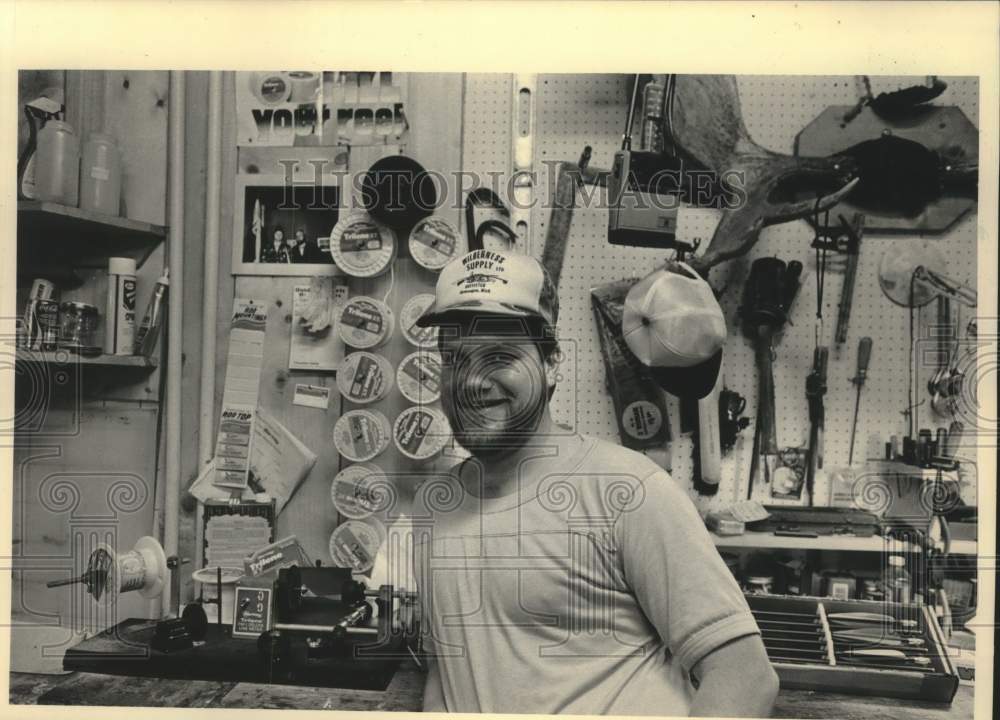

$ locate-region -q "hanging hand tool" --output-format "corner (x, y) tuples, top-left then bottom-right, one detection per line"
(741, 258), (803, 498)
(693, 360), (724, 496)
(848, 337), (873, 465)
(804, 345), (829, 506)
(834, 213), (865, 345)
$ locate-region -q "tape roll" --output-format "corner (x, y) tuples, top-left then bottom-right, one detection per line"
(409, 217), (459, 272)
(399, 293), (439, 349)
(329, 520), (384, 573)
(337, 351), (394, 404)
(338, 296), (394, 349)
(287, 71), (319, 104)
(249, 72), (292, 106)
(394, 406), (451, 461)
(331, 463), (383, 519)
(333, 409), (392, 462)
(329, 211), (396, 278)
(396, 350), (443, 405)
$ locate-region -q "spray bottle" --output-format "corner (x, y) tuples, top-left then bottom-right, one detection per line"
(17, 90), (64, 200)
(135, 269), (169, 356)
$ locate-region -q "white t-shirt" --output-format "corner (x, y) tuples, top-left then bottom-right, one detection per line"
(411, 435), (760, 715)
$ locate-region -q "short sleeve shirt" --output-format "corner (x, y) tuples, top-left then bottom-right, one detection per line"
(411, 435), (760, 715)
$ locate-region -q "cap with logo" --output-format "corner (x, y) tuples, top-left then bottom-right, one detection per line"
(416, 249), (558, 328)
(622, 262), (727, 400)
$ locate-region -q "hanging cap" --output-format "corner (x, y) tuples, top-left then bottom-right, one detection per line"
(622, 262), (727, 399)
(416, 249), (558, 328)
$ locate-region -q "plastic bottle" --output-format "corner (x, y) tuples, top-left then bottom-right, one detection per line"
(885, 554), (912, 604)
(105, 257), (137, 355)
(34, 120), (80, 206)
(134, 269), (169, 356)
(80, 132), (122, 216)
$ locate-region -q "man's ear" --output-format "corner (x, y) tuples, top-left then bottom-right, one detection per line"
(544, 356), (559, 392)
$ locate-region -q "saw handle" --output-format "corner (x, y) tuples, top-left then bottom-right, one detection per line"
(853, 337), (873, 385)
(754, 325), (778, 456)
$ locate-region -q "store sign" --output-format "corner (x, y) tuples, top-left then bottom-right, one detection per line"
(236, 71), (409, 147)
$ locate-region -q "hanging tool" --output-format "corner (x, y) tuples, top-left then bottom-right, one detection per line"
(741, 258), (803, 498)
(804, 345), (829, 506)
(848, 337), (873, 465)
(834, 213), (865, 345)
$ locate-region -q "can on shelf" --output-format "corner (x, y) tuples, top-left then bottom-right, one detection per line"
(35, 299), (60, 351)
(19, 278), (57, 350)
(58, 301), (100, 353)
(745, 575), (774, 595)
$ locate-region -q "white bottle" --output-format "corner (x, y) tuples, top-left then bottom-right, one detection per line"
(34, 120), (80, 206)
(80, 132), (122, 216)
(106, 257), (137, 355)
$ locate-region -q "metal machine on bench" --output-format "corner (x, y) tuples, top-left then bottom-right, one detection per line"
(48, 536), (420, 689)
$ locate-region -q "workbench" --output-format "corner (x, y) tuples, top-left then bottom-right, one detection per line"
(9, 666), (975, 717)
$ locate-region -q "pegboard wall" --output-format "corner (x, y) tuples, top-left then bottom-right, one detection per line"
(460, 74), (980, 516)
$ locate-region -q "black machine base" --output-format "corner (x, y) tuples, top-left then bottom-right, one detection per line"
(63, 618), (403, 691)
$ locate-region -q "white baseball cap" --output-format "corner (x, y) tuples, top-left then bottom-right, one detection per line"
(622, 262), (727, 399)
(416, 249), (558, 328)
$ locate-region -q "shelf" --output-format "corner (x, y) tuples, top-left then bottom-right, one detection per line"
(712, 531), (976, 555)
(17, 201), (167, 273)
(712, 531), (917, 552)
(864, 460), (960, 480)
(16, 349), (157, 370)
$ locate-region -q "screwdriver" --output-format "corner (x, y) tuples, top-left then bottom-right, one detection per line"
(848, 337), (873, 465)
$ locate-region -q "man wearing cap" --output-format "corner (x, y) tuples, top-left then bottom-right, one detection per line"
(411, 249), (776, 716)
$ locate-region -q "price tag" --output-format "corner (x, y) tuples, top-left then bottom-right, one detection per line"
(232, 585), (273, 638)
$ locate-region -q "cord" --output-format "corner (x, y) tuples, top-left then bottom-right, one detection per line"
(382, 263), (395, 305)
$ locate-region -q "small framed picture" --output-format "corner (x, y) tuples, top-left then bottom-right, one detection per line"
(232, 173), (343, 276)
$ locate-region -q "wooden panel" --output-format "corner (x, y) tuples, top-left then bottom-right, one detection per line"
(9, 406), (159, 656)
(231, 276), (341, 563)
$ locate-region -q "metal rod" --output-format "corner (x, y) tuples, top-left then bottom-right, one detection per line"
(164, 70), (186, 618)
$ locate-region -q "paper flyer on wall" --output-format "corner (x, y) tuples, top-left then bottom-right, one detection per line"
(236, 71), (409, 147)
(213, 299), (268, 490)
(191, 407), (317, 516)
(289, 279), (349, 371)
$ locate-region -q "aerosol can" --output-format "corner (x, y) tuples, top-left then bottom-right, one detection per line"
(134, 269), (169, 356)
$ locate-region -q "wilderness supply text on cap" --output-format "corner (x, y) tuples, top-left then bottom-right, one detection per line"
(416, 249), (558, 328)
(622, 262), (727, 399)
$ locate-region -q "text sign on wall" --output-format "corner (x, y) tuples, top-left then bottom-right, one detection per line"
(232, 585), (273, 638)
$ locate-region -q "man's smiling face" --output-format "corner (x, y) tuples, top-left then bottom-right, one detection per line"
(438, 316), (551, 458)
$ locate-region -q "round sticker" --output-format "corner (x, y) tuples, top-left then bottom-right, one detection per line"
(393, 406), (451, 461)
(333, 409), (392, 462)
(409, 217), (459, 272)
(338, 297), (394, 349)
(329, 520), (384, 573)
(329, 211), (396, 278)
(399, 293), (439, 349)
(337, 352), (394, 404)
(331, 463), (383, 519)
(396, 351), (443, 405)
(621, 400), (663, 441)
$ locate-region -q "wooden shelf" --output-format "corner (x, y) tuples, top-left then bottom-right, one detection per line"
(712, 531), (976, 555)
(712, 531), (917, 552)
(864, 460), (960, 480)
(17, 201), (167, 273)
(16, 349), (157, 370)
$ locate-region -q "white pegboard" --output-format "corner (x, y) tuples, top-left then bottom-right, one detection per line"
(495, 73), (980, 515)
